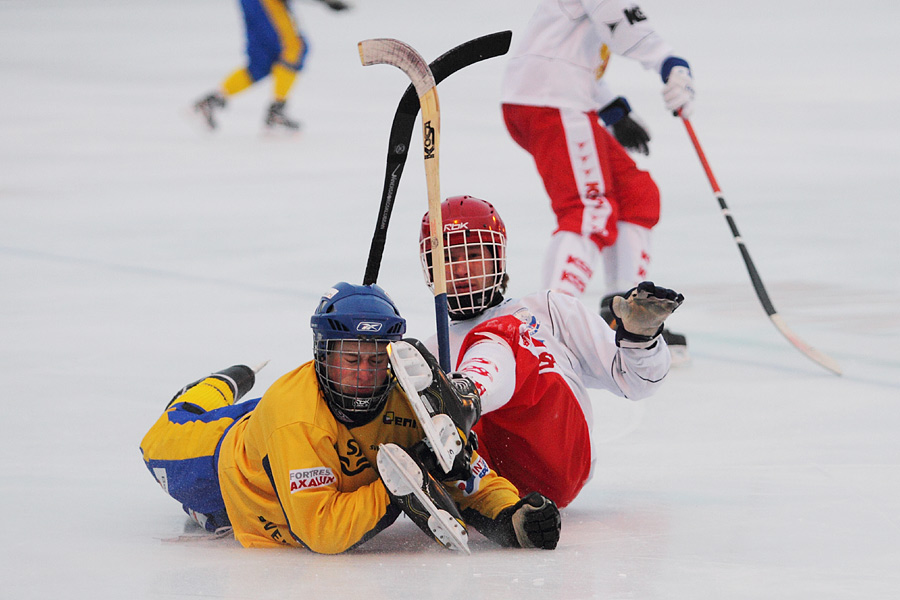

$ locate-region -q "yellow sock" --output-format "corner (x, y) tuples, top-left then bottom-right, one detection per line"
(222, 68), (254, 97)
(271, 63), (297, 102)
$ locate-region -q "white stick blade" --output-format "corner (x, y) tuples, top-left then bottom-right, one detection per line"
(769, 314), (842, 375)
(358, 38), (436, 97)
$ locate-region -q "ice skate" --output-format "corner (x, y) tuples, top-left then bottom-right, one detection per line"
(661, 328), (690, 366)
(376, 443), (470, 553)
(264, 100), (301, 131)
(193, 92), (226, 130)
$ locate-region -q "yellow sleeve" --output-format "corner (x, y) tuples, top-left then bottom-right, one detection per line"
(263, 418), (397, 555)
(220, 363), (400, 553)
(449, 451), (521, 519)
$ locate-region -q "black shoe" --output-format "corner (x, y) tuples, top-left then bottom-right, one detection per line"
(264, 100), (300, 130)
(599, 293), (618, 327)
(661, 328), (689, 366)
(661, 329), (686, 347)
(194, 92), (226, 130)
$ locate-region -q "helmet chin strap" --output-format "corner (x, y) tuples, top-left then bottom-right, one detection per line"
(447, 287), (505, 320)
(322, 380), (394, 427)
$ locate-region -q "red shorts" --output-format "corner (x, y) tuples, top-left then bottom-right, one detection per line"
(502, 103), (660, 249)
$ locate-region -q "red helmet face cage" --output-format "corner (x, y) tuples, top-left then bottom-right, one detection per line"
(419, 196), (507, 318)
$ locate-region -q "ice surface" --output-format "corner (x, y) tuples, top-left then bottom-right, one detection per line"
(1, 1), (898, 598)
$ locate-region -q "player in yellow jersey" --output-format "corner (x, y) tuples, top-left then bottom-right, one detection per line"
(193, 0), (350, 131)
(140, 282), (561, 553)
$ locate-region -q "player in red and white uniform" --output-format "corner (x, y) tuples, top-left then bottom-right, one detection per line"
(420, 196), (683, 508)
(500, 0), (694, 354)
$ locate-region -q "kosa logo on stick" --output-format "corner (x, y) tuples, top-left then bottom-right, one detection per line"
(423, 121), (436, 159)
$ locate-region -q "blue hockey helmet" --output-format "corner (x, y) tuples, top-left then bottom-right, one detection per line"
(310, 282), (406, 423)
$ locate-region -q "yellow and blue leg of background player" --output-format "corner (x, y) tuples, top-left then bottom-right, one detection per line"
(222, 0), (310, 102)
(140, 367), (258, 532)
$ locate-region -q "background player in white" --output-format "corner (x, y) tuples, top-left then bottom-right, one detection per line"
(419, 196), (683, 508)
(500, 0), (694, 355)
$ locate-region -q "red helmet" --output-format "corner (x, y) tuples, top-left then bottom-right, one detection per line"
(419, 195), (507, 319)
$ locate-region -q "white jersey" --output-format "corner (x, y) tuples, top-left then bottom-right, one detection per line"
(500, 0), (676, 112)
(423, 290), (671, 435)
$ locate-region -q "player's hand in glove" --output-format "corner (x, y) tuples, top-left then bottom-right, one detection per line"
(320, 0), (351, 11)
(460, 491), (561, 549)
(661, 57), (695, 118)
(497, 492), (561, 549)
(598, 96), (651, 155)
(611, 115), (651, 155)
(611, 281), (684, 348)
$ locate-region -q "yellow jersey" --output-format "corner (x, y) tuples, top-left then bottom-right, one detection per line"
(217, 360), (520, 554)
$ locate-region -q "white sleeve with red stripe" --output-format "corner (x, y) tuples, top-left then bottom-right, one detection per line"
(456, 336), (517, 414)
(423, 290), (669, 411)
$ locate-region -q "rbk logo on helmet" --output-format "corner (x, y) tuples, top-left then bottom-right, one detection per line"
(444, 221), (469, 232)
(356, 322), (384, 332)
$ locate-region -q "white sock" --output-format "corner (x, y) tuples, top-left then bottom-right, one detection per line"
(602, 223), (651, 295)
(541, 231), (602, 296)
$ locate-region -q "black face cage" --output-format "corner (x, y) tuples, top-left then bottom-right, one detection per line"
(419, 228), (507, 318)
(313, 338), (395, 418)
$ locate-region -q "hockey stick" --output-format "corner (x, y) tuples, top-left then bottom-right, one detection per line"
(680, 116), (842, 375)
(362, 31), (513, 288)
(359, 38), (451, 371)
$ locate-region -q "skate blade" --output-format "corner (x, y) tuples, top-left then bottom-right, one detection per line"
(376, 443), (470, 554)
(261, 122), (303, 138)
(183, 105), (217, 134)
(388, 341), (459, 474)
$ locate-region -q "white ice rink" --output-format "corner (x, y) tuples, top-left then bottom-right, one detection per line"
(2, 1), (898, 598)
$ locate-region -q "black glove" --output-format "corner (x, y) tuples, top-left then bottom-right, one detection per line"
(321, 0), (351, 11)
(496, 492), (561, 549)
(598, 96), (651, 155)
(463, 492), (560, 549)
(611, 115), (651, 155)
